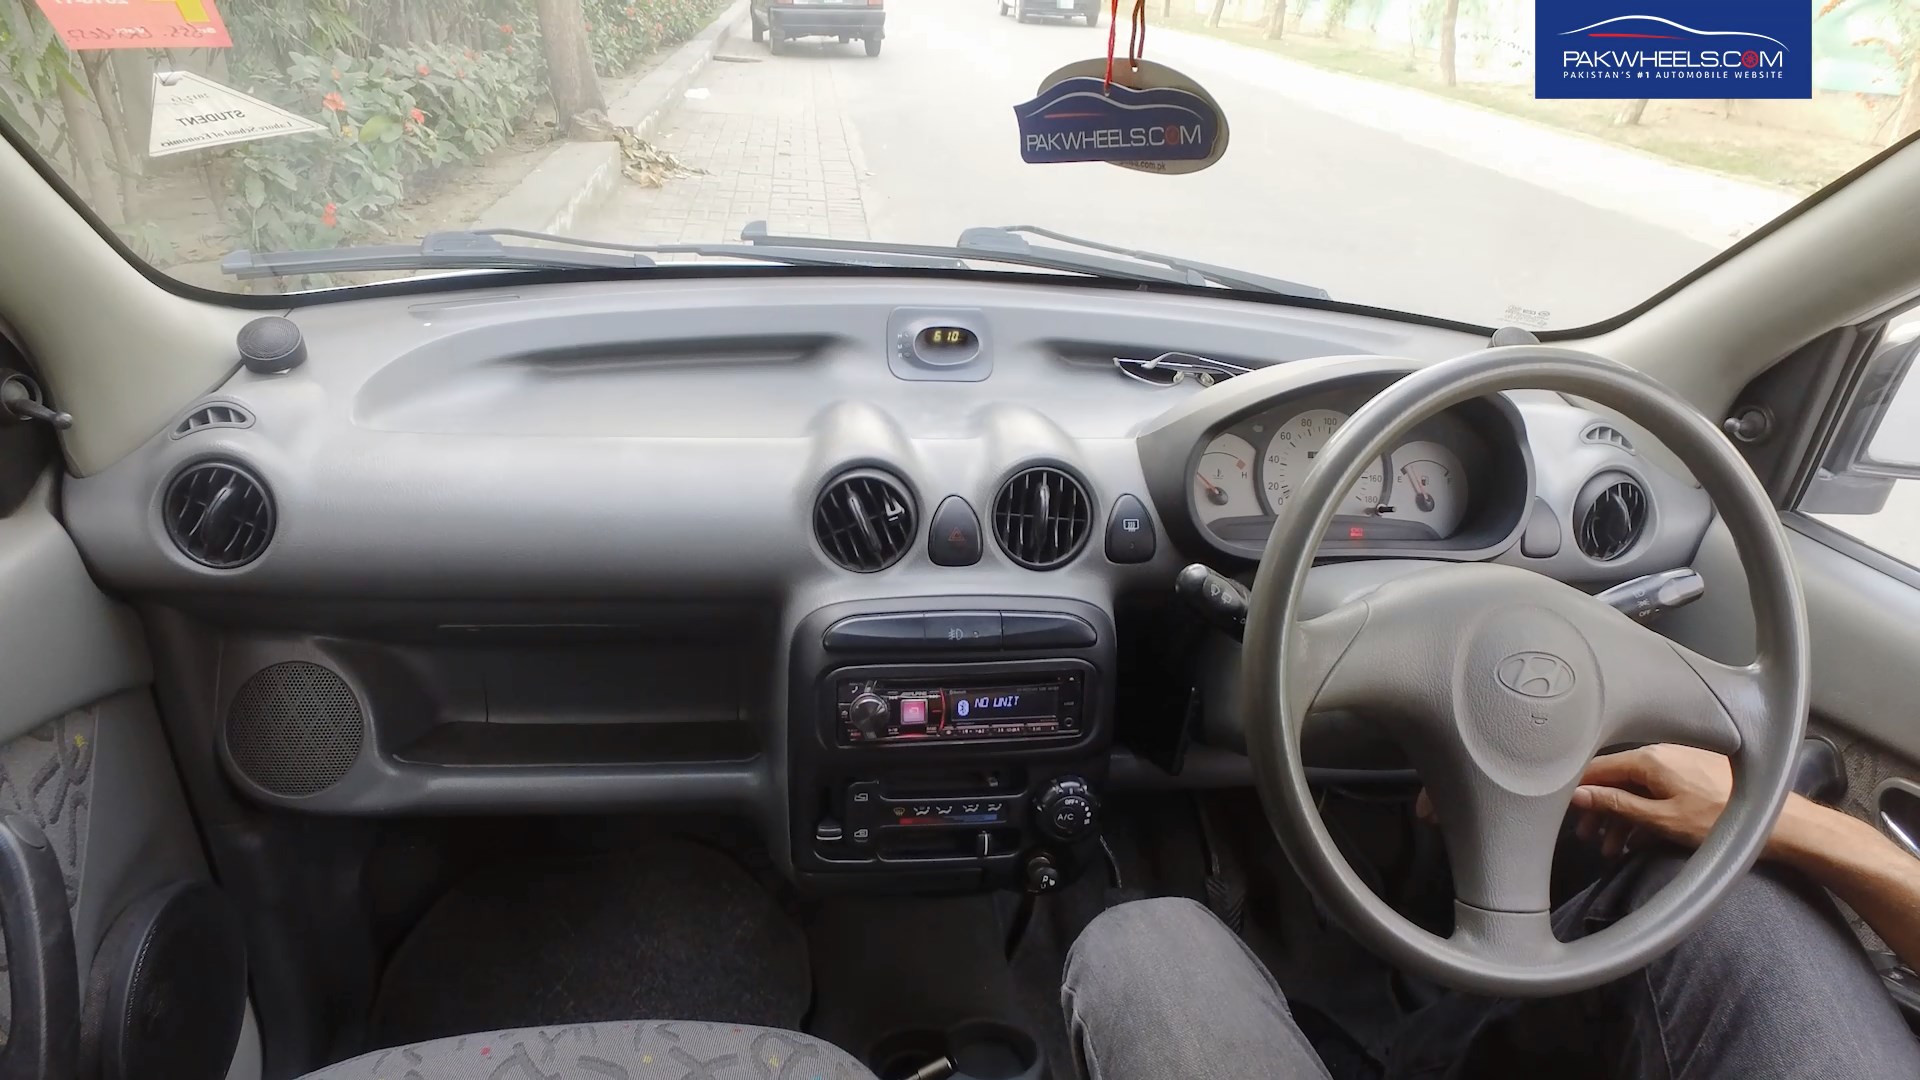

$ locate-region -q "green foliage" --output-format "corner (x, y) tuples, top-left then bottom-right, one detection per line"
(584, 0), (724, 75)
(222, 37), (545, 252)
(0, 0), (82, 159)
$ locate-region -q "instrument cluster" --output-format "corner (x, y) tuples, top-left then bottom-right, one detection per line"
(1189, 388), (1501, 550)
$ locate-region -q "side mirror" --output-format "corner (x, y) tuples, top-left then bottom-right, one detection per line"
(1801, 324), (1920, 514)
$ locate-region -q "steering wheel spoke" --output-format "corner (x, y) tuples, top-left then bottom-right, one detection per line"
(1450, 904), (1560, 969)
(1428, 780), (1574, 914)
(1594, 621), (1758, 756)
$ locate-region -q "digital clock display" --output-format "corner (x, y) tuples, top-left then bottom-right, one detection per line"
(916, 326), (978, 352)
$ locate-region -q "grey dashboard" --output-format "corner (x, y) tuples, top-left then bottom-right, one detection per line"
(57, 275), (1713, 825)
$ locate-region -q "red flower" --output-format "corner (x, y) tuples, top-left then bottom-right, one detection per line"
(321, 91), (345, 112)
(500, 22), (513, 32)
(464, 47), (475, 59)
(322, 202), (338, 227)
(330, 67), (342, 79)
(409, 107), (425, 123)
(455, 67), (466, 78)
(625, 6), (636, 14)
(417, 63), (431, 76)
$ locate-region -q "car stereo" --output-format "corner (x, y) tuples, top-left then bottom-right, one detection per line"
(834, 670), (1084, 745)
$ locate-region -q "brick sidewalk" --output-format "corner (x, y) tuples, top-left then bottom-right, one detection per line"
(581, 39), (871, 245)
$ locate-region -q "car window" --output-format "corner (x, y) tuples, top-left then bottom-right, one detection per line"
(0, 0), (1900, 323)
(1803, 308), (1920, 568)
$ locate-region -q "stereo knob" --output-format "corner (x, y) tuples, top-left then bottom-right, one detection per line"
(1034, 776), (1098, 842)
(849, 692), (891, 740)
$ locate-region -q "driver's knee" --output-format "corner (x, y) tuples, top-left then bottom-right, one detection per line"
(1061, 898), (1327, 1080)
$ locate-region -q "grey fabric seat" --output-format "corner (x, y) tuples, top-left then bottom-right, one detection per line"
(300, 1019), (878, 1080)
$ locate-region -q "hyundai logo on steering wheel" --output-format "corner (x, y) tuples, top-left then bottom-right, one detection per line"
(1496, 652), (1577, 699)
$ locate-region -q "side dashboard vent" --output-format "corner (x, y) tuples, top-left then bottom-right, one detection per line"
(171, 401), (255, 439)
(993, 466), (1092, 570)
(814, 471), (915, 572)
(1576, 477), (1648, 562)
(1581, 423), (1635, 454)
(163, 462), (274, 569)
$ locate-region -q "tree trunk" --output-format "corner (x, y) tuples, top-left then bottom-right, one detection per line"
(535, 0), (608, 134)
(1206, 0), (1228, 28)
(1437, 0), (1460, 86)
(56, 74), (123, 225)
(1264, 0), (1287, 39)
(1612, 99), (1650, 126)
(80, 53), (139, 219)
(1895, 57), (1920, 140)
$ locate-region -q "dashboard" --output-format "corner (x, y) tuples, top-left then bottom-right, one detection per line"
(56, 275), (1715, 888)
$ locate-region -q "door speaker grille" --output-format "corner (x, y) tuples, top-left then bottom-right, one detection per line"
(225, 662), (363, 797)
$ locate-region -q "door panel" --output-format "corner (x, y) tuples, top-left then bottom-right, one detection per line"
(0, 475), (257, 1079)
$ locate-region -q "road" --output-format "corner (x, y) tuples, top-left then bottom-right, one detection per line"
(577, 0), (1724, 329)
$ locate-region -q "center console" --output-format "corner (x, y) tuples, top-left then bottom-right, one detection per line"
(788, 598), (1116, 892)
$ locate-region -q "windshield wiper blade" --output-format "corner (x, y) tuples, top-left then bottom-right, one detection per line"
(737, 221), (1196, 286)
(222, 228), (969, 280)
(222, 231), (656, 279)
(959, 225), (1330, 300)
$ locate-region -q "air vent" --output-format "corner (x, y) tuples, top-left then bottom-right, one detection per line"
(163, 462), (274, 569)
(992, 466), (1093, 570)
(1576, 477), (1647, 562)
(171, 401), (255, 439)
(814, 471), (915, 572)
(1581, 423), (1635, 454)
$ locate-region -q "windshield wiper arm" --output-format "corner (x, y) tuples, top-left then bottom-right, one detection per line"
(222, 228), (970, 280)
(959, 225), (1330, 300)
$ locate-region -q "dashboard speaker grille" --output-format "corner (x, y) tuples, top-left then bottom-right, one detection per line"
(1577, 478), (1648, 561)
(814, 472), (915, 572)
(163, 462), (274, 569)
(992, 466), (1092, 570)
(225, 662), (363, 798)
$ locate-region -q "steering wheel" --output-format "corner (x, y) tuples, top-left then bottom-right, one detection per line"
(1241, 346), (1809, 997)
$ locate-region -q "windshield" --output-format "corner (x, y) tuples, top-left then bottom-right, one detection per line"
(0, 0), (1896, 326)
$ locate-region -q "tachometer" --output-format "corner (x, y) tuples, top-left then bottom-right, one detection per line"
(1262, 409), (1386, 515)
(1194, 433), (1261, 525)
(1391, 440), (1468, 537)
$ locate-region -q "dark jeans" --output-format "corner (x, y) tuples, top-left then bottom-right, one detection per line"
(1061, 856), (1920, 1079)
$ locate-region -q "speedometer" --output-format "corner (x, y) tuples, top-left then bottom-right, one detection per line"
(1262, 409), (1386, 515)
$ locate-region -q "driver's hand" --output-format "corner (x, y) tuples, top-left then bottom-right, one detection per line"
(1571, 744), (1735, 857)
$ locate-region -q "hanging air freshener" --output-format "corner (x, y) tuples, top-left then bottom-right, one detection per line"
(1012, 0), (1229, 174)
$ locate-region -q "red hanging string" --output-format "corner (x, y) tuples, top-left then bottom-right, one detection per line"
(1104, 0), (1122, 89)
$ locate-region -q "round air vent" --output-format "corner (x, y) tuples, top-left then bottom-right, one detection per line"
(1576, 476), (1648, 561)
(224, 662), (363, 797)
(814, 471), (916, 572)
(163, 462), (274, 569)
(992, 466), (1092, 570)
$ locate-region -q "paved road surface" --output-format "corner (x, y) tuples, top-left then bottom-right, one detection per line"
(577, 0), (1721, 329)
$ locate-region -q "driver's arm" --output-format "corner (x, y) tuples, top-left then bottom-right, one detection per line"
(1575, 744), (1920, 971)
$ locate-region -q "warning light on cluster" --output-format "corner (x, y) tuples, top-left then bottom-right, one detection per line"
(1347, 526), (1366, 540)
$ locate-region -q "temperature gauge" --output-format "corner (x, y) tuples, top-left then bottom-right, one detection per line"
(1194, 433), (1260, 526)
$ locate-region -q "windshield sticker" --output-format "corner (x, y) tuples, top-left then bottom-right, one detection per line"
(148, 72), (325, 158)
(33, 0), (231, 51)
(1535, 0), (1811, 99)
(1015, 59), (1228, 175)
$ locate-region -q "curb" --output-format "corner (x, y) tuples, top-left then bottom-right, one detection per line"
(471, 0), (752, 234)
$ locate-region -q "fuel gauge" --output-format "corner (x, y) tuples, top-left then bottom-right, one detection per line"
(1391, 440), (1468, 537)
(1195, 433), (1261, 526)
